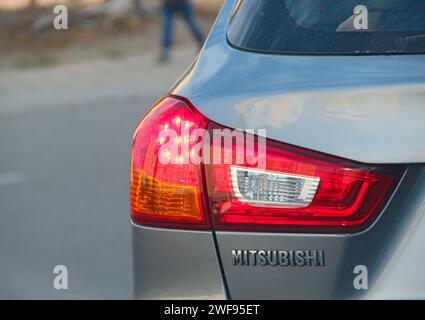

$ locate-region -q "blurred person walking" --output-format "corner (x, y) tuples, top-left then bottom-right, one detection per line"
(160, 0), (204, 63)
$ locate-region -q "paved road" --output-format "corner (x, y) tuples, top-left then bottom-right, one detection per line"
(0, 49), (195, 299)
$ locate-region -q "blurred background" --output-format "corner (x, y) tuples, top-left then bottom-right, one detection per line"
(0, 0), (223, 299)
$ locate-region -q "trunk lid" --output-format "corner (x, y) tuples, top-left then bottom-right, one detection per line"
(171, 0), (425, 299)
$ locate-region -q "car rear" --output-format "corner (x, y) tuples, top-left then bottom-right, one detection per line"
(131, 0), (425, 299)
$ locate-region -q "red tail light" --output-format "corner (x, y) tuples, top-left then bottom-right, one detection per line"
(130, 97), (209, 229)
(130, 96), (405, 233)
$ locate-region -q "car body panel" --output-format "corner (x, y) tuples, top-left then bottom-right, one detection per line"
(132, 225), (227, 300)
(172, 0), (425, 164)
(133, 0), (425, 299)
(216, 166), (425, 299)
(133, 166), (425, 299)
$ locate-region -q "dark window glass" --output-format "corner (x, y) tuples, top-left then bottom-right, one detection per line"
(227, 0), (425, 54)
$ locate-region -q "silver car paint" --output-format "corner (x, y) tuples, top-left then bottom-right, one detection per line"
(132, 225), (227, 299)
(133, 166), (425, 299)
(173, 0), (425, 164)
(215, 167), (425, 299)
(133, 0), (425, 299)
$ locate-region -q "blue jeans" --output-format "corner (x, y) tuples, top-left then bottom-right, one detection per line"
(161, 1), (204, 57)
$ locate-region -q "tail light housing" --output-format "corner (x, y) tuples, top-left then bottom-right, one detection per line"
(130, 96), (405, 233)
(130, 97), (209, 229)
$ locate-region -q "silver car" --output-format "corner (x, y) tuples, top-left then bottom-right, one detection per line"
(130, 0), (425, 299)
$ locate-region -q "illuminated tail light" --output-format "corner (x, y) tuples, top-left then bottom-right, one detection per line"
(130, 97), (209, 229)
(130, 96), (405, 233)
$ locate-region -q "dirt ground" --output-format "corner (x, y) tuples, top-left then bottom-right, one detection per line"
(0, 0), (220, 70)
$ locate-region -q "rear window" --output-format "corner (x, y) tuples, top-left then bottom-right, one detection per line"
(227, 0), (425, 54)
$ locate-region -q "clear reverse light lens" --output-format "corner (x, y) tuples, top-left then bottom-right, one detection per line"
(230, 166), (320, 208)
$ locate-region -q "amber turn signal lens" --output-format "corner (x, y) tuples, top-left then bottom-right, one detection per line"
(130, 170), (201, 219)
